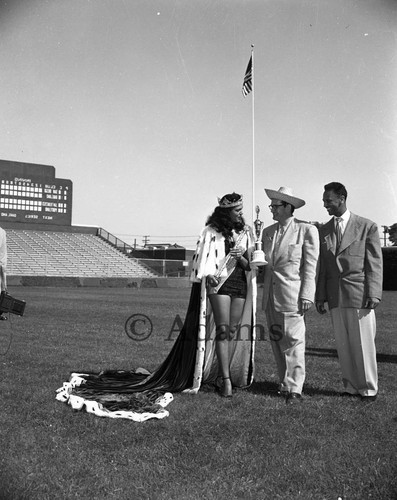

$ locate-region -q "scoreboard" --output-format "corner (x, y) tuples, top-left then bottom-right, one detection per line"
(0, 160), (73, 226)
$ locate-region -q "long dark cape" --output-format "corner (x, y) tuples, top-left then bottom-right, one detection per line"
(70, 283), (202, 401)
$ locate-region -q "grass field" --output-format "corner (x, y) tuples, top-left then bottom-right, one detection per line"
(0, 285), (396, 500)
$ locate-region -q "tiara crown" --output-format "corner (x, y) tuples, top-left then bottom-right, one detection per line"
(218, 193), (243, 208)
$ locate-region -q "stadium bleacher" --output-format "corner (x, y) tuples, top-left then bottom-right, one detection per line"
(6, 229), (157, 278)
(0, 160), (190, 285)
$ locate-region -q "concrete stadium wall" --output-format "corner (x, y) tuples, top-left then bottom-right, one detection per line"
(6, 276), (191, 288)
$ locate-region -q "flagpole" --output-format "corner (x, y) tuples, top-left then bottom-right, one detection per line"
(243, 45), (267, 267)
(251, 44), (255, 224)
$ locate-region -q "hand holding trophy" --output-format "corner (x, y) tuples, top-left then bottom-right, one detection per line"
(251, 205), (268, 267)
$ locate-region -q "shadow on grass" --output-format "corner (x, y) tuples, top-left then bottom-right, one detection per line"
(306, 346), (397, 364)
(306, 346), (338, 358)
(376, 352), (397, 363)
(248, 380), (340, 397)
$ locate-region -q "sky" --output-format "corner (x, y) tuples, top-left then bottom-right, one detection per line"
(1, 0), (396, 248)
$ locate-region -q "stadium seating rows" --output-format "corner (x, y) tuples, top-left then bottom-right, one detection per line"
(5, 229), (157, 278)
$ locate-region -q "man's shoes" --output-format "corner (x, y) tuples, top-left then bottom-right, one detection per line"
(361, 395), (377, 402)
(276, 384), (289, 398)
(286, 392), (302, 405)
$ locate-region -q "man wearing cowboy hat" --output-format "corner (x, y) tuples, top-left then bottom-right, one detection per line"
(261, 187), (319, 404)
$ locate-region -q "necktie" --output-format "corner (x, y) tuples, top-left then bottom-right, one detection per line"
(276, 226), (284, 246)
(272, 226), (284, 264)
(335, 217), (343, 249)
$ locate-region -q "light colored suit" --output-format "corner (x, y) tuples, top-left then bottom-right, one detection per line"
(262, 219), (319, 312)
(316, 213), (383, 396)
(261, 219), (319, 394)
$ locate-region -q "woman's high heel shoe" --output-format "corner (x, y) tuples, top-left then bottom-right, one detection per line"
(220, 377), (233, 398)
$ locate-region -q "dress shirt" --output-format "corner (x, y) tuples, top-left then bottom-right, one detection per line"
(334, 210), (350, 238)
(272, 218), (292, 264)
(277, 217), (293, 241)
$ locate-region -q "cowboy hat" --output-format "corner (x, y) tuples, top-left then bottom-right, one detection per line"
(264, 186), (305, 209)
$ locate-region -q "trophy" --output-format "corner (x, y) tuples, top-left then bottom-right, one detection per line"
(251, 205), (268, 267)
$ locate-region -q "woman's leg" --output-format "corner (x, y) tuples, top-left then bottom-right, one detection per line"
(209, 294), (231, 376)
(229, 297), (246, 339)
(209, 294), (233, 396)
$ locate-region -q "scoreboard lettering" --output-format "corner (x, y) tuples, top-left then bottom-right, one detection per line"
(0, 161), (73, 226)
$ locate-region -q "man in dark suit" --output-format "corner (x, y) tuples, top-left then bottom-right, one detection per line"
(315, 182), (383, 401)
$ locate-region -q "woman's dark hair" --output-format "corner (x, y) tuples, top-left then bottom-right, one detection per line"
(206, 193), (245, 239)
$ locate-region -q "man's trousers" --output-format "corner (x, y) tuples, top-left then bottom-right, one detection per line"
(265, 295), (306, 394)
(330, 306), (378, 396)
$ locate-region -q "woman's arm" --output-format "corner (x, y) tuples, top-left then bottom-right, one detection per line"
(229, 246), (250, 271)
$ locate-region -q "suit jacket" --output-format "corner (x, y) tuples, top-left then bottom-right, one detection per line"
(315, 213), (383, 309)
(261, 218), (319, 312)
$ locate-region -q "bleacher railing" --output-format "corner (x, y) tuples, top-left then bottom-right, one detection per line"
(97, 228), (134, 254)
(97, 228), (193, 278)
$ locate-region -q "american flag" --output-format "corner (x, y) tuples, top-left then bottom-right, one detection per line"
(242, 56), (252, 97)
